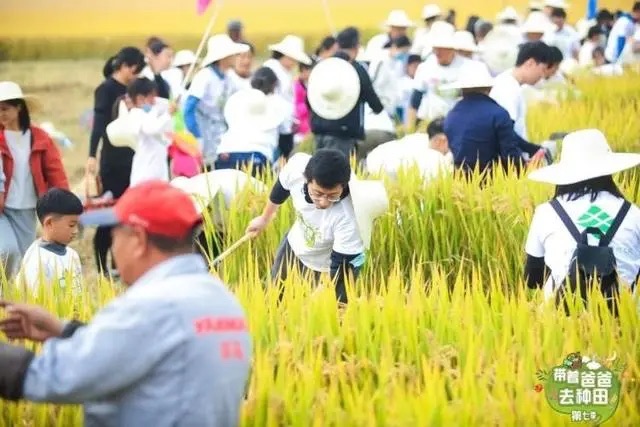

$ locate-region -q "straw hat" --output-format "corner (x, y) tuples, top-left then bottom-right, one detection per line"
(444, 64), (494, 90)
(268, 35), (312, 66)
(522, 12), (553, 34)
(172, 49), (197, 67)
(479, 28), (520, 74)
(348, 178), (389, 249)
(497, 7), (521, 23)
(528, 129), (640, 185)
(106, 100), (138, 150)
(453, 31), (478, 52)
(544, 0), (570, 9)
(223, 88), (286, 131)
(422, 4), (442, 20)
(307, 57), (360, 120)
(201, 34), (249, 67)
(0, 81), (41, 111)
(383, 10), (415, 28)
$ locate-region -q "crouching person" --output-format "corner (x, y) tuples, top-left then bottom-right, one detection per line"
(246, 149), (388, 304)
(0, 180), (252, 427)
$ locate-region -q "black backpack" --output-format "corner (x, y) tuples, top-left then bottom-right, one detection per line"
(550, 199), (631, 316)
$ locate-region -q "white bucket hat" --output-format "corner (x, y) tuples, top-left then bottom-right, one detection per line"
(453, 31), (478, 52)
(201, 34), (249, 67)
(444, 64), (494, 90)
(106, 100), (138, 150)
(422, 4), (442, 20)
(430, 32), (458, 50)
(268, 35), (312, 66)
(348, 178), (389, 249)
(383, 9), (415, 28)
(0, 81), (41, 111)
(224, 88), (286, 131)
(522, 12), (553, 34)
(172, 49), (197, 67)
(528, 129), (640, 185)
(544, 0), (570, 9)
(307, 57), (360, 120)
(479, 27), (520, 74)
(529, 1), (543, 9)
(497, 7), (521, 22)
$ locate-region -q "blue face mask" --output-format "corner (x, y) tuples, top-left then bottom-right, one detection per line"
(395, 52), (409, 63)
(141, 104), (153, 113)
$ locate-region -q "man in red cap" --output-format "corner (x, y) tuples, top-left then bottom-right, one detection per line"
(0, 180), (252, 427)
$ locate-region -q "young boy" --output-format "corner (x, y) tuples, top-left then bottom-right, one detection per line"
(17, 188), (84, 294)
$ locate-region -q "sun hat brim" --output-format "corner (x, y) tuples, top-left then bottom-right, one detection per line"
(528, 153), (640, 185)
(201, 43), (250, 67)
(307, 58), (361, 120)
(268, 43), (312, 66)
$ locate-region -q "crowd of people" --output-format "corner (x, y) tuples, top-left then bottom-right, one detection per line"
(0, 1), (640, 425)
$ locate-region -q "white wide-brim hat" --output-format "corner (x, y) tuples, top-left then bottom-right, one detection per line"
(528, 129), (640, 185)
(429, 21), (457, 49)
(544, 0), (570, 9)
(106, 100), (138, 151)
(497, 6), (521, 22)
(348, 178), (389, 249)
(443, 65), (494, 90)
(268, 35), (312, 66)
(307, 57), (360, 120)
(479, 28), (520, 73)
(422, 4), (442, 20)
(0, 81), (41, 111)
(383, 9), (415, 28)
(224, 88), (286, 131)
(522, 12), (553, 34)
(173, 49), (198, 67)
(453, 30), (478, 52)
(529, 1), (543, 9)
(201, 34), (249, 67)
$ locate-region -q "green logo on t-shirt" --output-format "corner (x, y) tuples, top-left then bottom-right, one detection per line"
(296, 212), (320, 247)
(576, 205), (613, 236)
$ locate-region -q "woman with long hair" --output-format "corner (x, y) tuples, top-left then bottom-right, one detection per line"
(87, 46), (145, 276)
(0, 81), (69, 279)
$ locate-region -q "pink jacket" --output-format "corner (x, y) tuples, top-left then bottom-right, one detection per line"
(293, 79), (310, 136)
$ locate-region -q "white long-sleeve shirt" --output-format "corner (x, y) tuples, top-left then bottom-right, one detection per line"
(263, 58), (295, 134)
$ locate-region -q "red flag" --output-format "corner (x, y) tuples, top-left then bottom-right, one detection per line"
(197, 0), (212, 15)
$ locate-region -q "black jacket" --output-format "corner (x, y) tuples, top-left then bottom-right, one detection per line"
(310, 52), (384, 140)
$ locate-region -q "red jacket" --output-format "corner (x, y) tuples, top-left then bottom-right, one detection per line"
(0, 126), (69, 196)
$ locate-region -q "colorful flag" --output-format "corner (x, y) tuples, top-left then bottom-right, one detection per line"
(197, 0), (213, 15)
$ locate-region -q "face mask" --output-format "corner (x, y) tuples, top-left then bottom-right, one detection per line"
(395, 52), (409, 62)
(141, 104), (153, 113)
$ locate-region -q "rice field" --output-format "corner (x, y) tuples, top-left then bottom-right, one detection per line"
(0, 58), (639, 425)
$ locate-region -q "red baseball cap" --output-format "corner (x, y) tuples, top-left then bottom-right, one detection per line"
(80, 180), (201, 239)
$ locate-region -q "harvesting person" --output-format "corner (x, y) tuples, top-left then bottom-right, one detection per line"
(246, 149), (388, 304)
(87, 46), (146, 277)
(184, 34), (249, 170)
(16, 188), (83, 295)
(0, 81), (69, 281)
(308, 27), (384, 159)
(524, 129), (640, 314)
(0, 181), (252, 425)
(365, 9), (415, 60)
(107, 77), (177, 187)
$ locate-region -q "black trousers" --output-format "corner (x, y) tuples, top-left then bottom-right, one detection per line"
(94, 163), (131, 275)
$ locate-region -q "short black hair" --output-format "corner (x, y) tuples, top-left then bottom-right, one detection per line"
(36, 188), (83, 224)
(316, 36), (337, 55)
(597, 9), (614, 22)
(336, 27), (360, 50)
(102, 46), (146, 79)
(1, 98), (31, 133)
(391, 35), (411, 49)
(634, 2), (640, 12)
(303, 149), (351, 188)
(515, 41), (551, 66)
(554, 175), (624, 203)
(147, 37), (170, 56)
(551, 7), (567, 19)
(271, 50), (285, 60)
(251, 67), (279, 94)
(548, 46), (564, 66)
(475, 21), (494, 38)
(127, 77), (157, 99)
(407, 54), (422, 65)
(587, 25), (604, 39)
(427, 117), (445, 139)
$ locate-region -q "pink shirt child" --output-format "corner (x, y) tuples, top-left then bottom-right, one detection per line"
(294, 79), (310, 137)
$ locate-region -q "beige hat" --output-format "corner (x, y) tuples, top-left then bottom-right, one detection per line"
(522, 11), (552, 34)
(445, 64), (494, 90)
(348, 178), (389, 249)
(0, 81), (41, 111)
(383, 9), (415, 27)
(224, 88), (286, 131)
(172, 49), (197, 67)
(307, 57), (360, 120)
(478, 27), (520, 74)
(201, 34), (249, 67)
(528, 129), (640, 185)
(544, 0), (570, 9)
(268, 35), (312, 66)
(529, 1), (543, 9)
(105, 100), (138, 150)
(497, 6), (521, 22)
(453, 31), (478, 52)
(422, 4), (442, 20)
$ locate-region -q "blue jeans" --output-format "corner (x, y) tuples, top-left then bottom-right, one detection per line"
(213, 152), (268, 177)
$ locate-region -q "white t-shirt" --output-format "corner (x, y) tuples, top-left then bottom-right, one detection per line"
(365, 33), (391, 61)
(593, 63), (624, 77)
(365, 133), (453, 181)
(228, 69), (252, 92)
(578, 40), (598, 67)
(162, 67), (185, 101)
(263, 58), (295, 134)
(129, 99), (173, 187)
(369, 54), (406, 114)
(490, 69), (528, 140)
(17, 239), (82, 295)
(543, 25), (580, 60)
(525, 193), (640, 300)
(605, 15), (636, 62)
(279, 153), (364, 272)
(4, 129), (38, 209)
